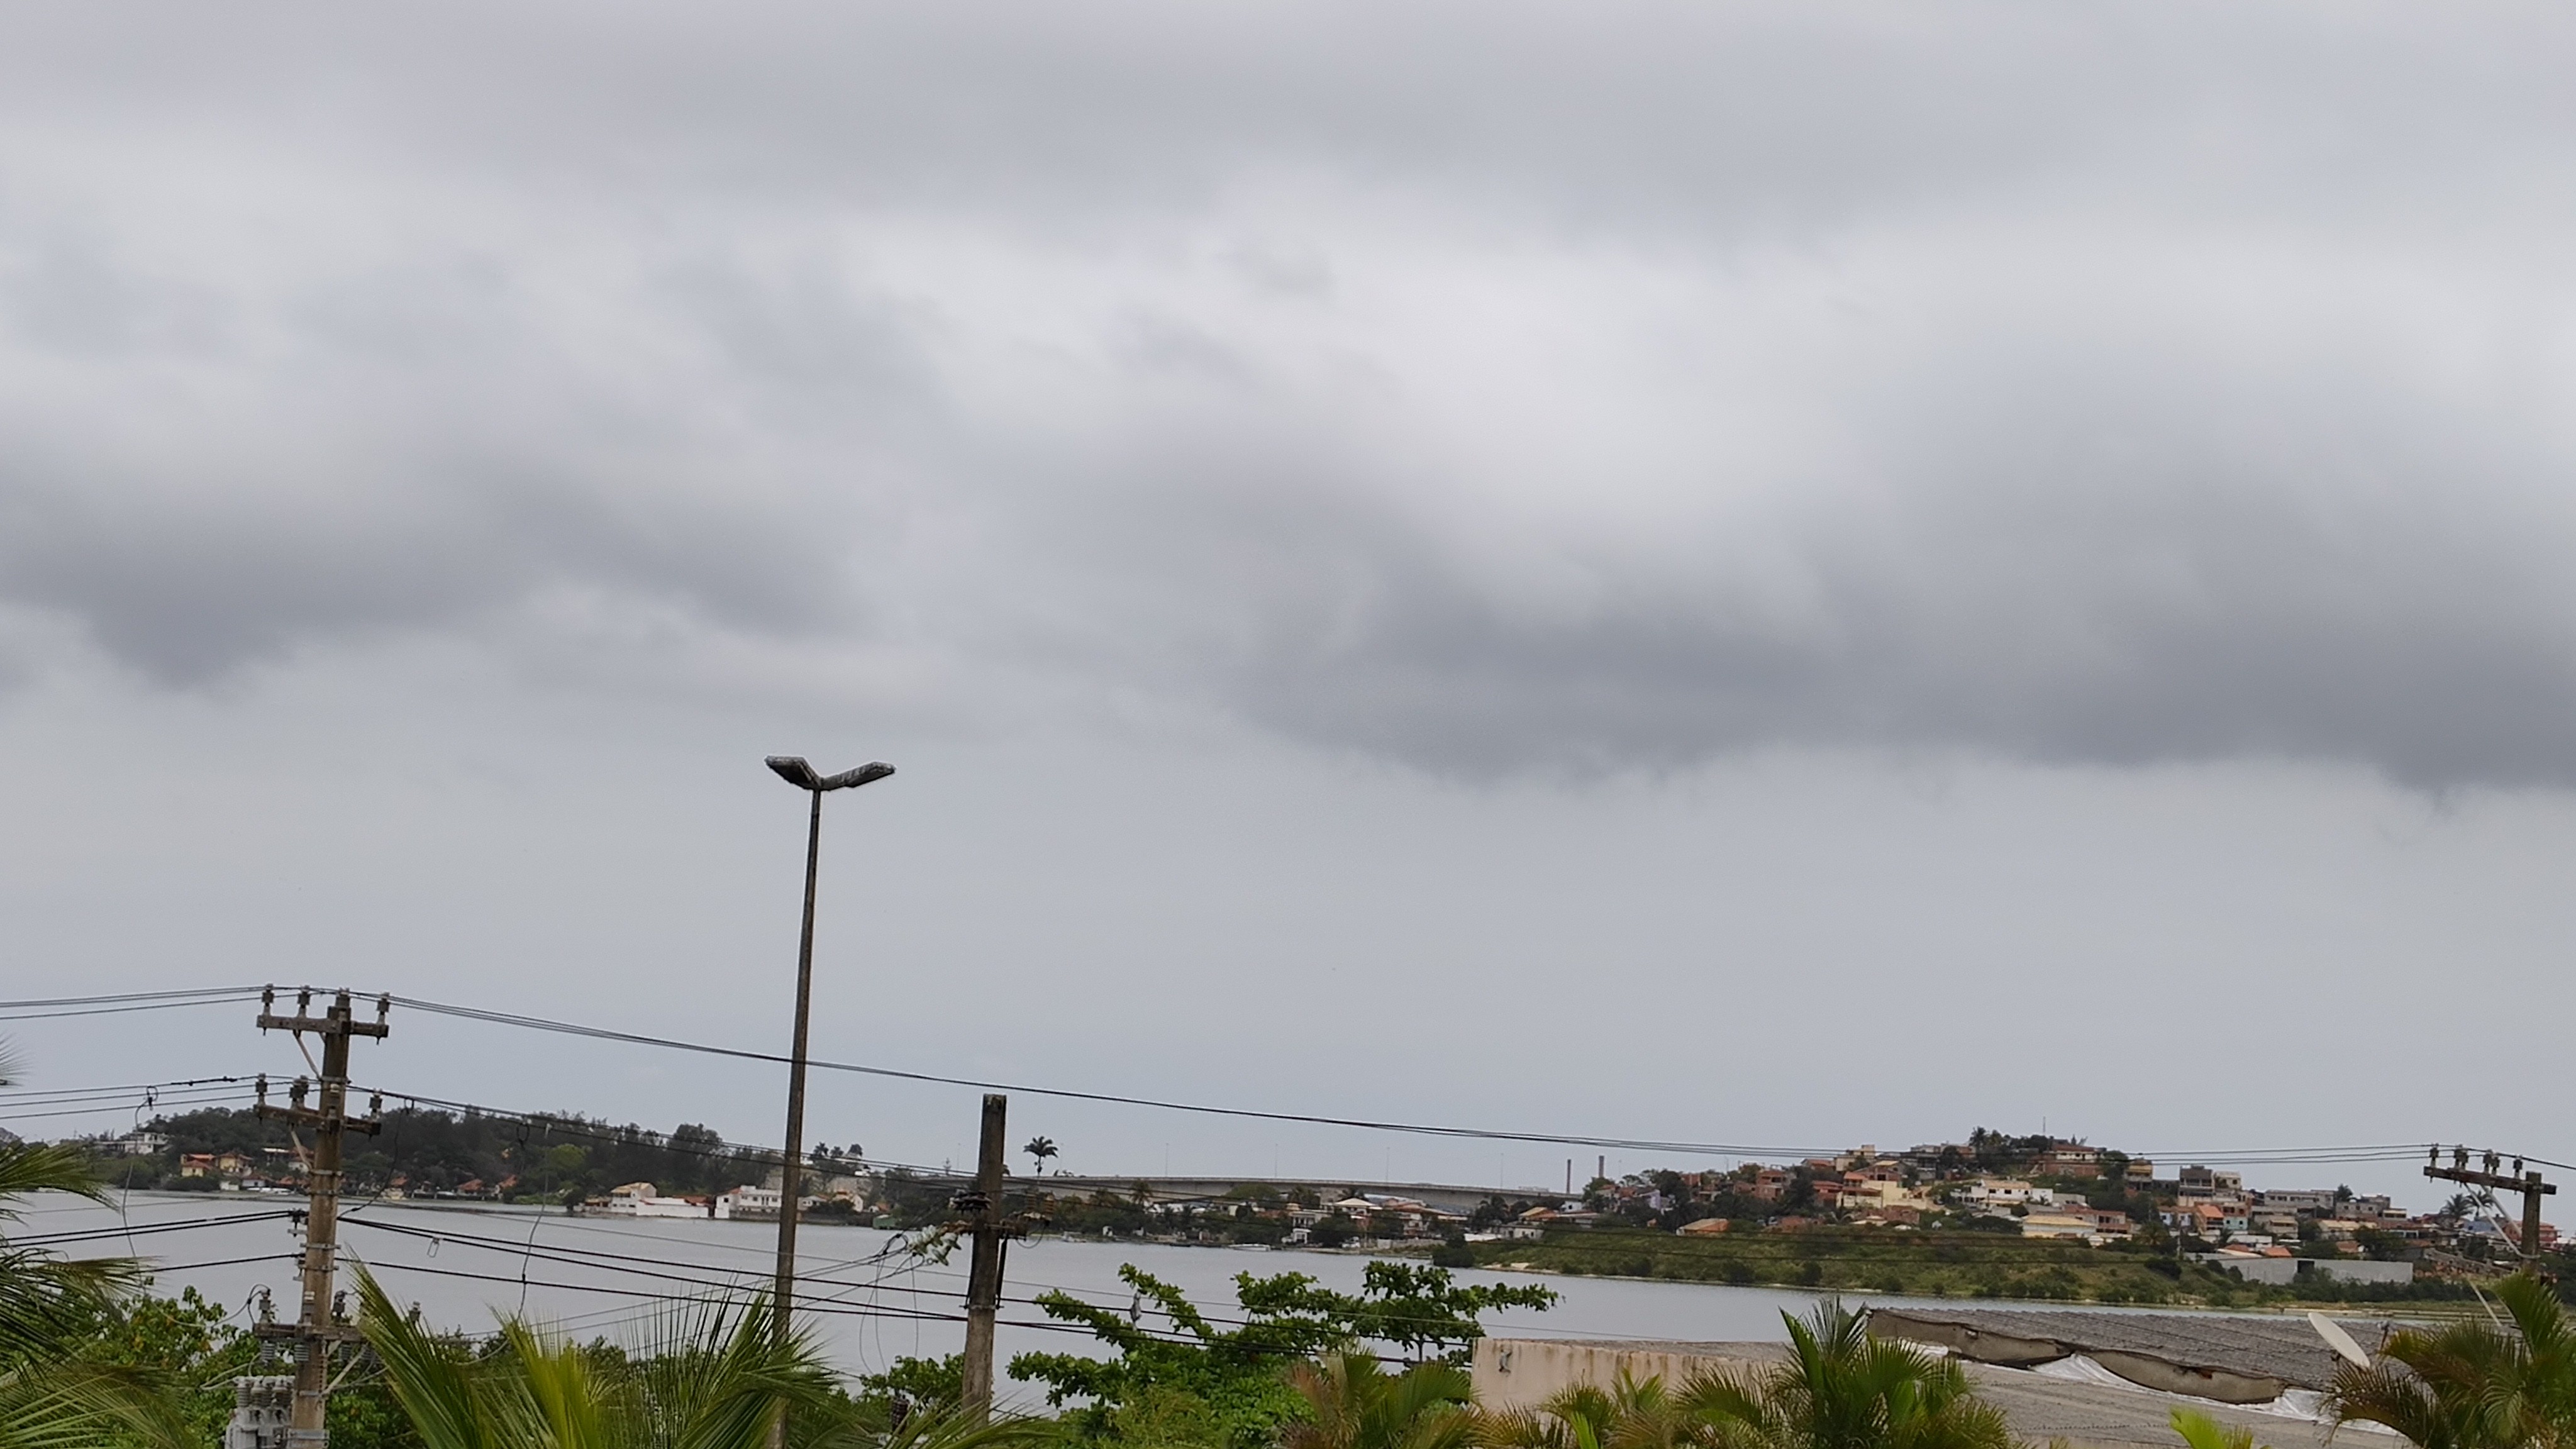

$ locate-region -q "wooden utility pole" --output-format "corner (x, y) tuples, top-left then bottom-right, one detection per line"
(253, 989), (388, 1447)
(2424, 1145), (2557, 1262)
(959, 1094), (1011, 1420)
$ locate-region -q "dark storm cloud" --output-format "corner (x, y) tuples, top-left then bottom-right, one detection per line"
(5, 1), (2576, 783)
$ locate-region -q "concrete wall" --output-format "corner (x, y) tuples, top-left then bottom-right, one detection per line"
(1470, 1338), (1774, 1413)
(2201, 1257), (2412, 1285)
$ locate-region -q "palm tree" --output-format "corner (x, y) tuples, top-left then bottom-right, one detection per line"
(1286, 1350), (1480, 1449)
(1481, 1370), (1702, 1449)
(0, 1106), (194, 1446)
(2324, 1270), (2576, 1449)
(1476, 1301), (2008, 1449)
(1024, 1138), (1058, 1177)
(356, 1263), (841, 1448)
(1679, 1299), (2013, 1449)
(2169, 1407), (2267, 1449)
(356, 1264), (1055, 1449)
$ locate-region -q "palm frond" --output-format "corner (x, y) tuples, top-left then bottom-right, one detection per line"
(354, 1264), (492, 1449)
(0, 1360), (199, 1449)
(0, 1143), (109, 1214)
(2168, 1408), (2260, 1449)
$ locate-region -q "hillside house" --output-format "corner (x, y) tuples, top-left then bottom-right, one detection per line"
(1962, 1179), (2053, 1208)
(2034, 1144), (2102, 1179)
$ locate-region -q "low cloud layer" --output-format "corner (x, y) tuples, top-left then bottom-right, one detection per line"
(8, 2), (2576, 786)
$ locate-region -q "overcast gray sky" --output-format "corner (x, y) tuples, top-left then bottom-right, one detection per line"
(4, 1), (2572, 1206)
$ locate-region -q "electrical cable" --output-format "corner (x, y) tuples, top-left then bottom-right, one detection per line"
(0, 987), (267, 1023)
(21, 984), (2554, 1200)
(0, 1075), (254, 1104)
(378, 992), (1843, 1158)
(0, 1091), (258, 1125)
(0, 987), (265, 1009)
(10, 1211), (301, 1248)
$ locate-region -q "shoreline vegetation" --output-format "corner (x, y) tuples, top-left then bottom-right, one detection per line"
(74, 1107), (2572, 1319)
(1448, 1228), (2501, 1312)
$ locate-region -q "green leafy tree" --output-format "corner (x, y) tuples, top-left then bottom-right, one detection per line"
(1011, 1263), (1554, 1449)
(1024, 1140), (1058, 1177)
(2324, 1270), (2575, 1449)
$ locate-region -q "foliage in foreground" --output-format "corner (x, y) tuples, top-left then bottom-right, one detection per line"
(357, 1264), (843, 1449)
(2168, 1407), (2268, 1449)
(1011, 1263), (1553, 1449)
(1479, 1299), (2011, 1449)
(1, 1125), (209, 1448)
(2325, 1270), (2576, 1449)
(1280, 1354), (1474, 1449)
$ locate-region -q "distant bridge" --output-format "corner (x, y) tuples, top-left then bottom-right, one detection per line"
(887, 1173), (1565, 1215)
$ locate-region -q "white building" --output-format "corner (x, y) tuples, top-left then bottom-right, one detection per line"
(1961, 1179), (2053, 1208)
(716, 1185), (782, 1220)
(597, 1182), (713, 1219)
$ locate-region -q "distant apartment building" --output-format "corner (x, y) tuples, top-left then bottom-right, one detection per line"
(1962, 1179), (2054, 1208)
(2175, 1165), (2243, 1201)
(2165, 1202), (2229, 1238)
(2249, 1209), (2302, 1239)
(2020, 1208), (2131, 1243)
(595, 1182), (713, 1219)
(2033, 1143), (2102, 1179)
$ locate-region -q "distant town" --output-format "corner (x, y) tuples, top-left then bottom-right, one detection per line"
(74, 1111), (2557, 1300)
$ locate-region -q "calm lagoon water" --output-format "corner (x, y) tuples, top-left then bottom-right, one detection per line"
(33, 1191), (2165, 1409)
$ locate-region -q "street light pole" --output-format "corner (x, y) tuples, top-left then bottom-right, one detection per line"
(773, 784), (823, 1339)
(763, 755), (893, 1449)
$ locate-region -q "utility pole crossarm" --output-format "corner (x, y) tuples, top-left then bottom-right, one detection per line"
(2425, 1146), (2555, 1261)
(257, 1013), (391, 1039)
(2424, 1163), (2558, 1195)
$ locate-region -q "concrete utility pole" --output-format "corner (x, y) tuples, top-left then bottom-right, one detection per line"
(253, 989), (389, 1447)
(959, 1093), (1013, 1421)
(2425, 1145), (2557, 1262)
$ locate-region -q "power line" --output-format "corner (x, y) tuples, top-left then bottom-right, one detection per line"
(356, 1085), (962, 1182)
(17, 985), (2553, 1176)
(0, 1091), (258, 1125)
(382, 993), (1842, 1159)
(0, 987), (267, 1022)
(16, 1212), (302, 1249)
(0, 1075), (255, 1104)
(0, 988), (266, 1009)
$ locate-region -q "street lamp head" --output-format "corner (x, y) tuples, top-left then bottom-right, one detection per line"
(819, 762), (896, 791)
(766, 756), (896, 792)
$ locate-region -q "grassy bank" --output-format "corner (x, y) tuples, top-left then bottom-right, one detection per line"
(1467, 1228), (2479, 1309)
